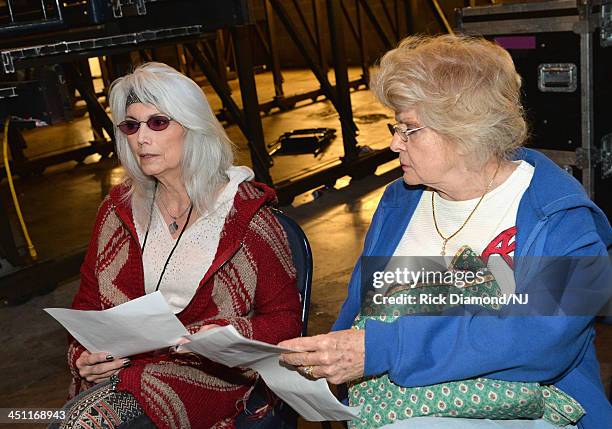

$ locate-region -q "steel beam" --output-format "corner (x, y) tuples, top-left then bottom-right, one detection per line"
(0, 248), (86, 306)
(0, 152), (23, 266)
(357, 0), (394, 50)
(258, 76), (366, 114)
(340, 0), (361, 46)
(184, 43), (247, 137)
(578, 2), (594, 197)
(275, 147), (396, 205)
(63, 62), (115, 138)
(267, 0), (358, 134)
(139, 49), (153, 62)
(404, 0), (416, 35)
(355, 0), (370, 84)
(291, 0), (319, 54)
(381, 0), (399, 40)
(254, 20), (272, 59)
(6, 123), (28, 168)
(427, 0), (454, 34)
(264, 0), (285, 99)
(231, 25), (273, 184)
(312, 0), (328, 73)
(77, 60), (105, 141)
(214, 30), (231, 95)
(327, 0), (358, 160)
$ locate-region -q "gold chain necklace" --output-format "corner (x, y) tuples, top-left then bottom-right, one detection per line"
(432, 163), (500, 256)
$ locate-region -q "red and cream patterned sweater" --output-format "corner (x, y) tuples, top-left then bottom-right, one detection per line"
(67, 180), (302, 429)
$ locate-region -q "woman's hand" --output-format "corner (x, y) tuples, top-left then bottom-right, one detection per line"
(171, 324), (219, 354)
(76, 351), (130, 384)
(278, 329), (365, 384)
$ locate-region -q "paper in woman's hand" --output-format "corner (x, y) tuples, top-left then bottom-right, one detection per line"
(45, 295), (360, 421)
(44, 291), (188, 358)
(183, 324), (293, 366)
(183, 325), (360, 421)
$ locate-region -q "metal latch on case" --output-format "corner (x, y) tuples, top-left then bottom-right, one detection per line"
(537, 63), (577, 93)
(112, 0), (148, 18)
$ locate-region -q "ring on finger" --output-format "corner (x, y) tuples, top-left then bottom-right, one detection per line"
(303, 365), (315, 376)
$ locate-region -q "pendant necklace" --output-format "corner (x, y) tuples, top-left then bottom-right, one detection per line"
(158, 191), (192, 234)
(141, 182), (194, 291)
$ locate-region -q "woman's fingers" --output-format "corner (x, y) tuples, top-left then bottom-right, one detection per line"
(279, 334), (336, 364)
(88, 351), (115, 365)
(90, 369), (121, 384)
(198, 324), (219, 332)
(76, 350), (113, 368)
(169, 337), (193, 354)
(89, 358), (129, 375)
(279, 329), (365, 385)
(75, 350), (90, 370)
(281, 350), (329, 367)
(175, 337), (190, 345)
(77, 350), (130, 379)
(170, 324), (221, 354)
(278, 335), (326, 352)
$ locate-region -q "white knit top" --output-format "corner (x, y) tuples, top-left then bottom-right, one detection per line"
(133, 166), (255, 313)
(392, 161), (534, 294)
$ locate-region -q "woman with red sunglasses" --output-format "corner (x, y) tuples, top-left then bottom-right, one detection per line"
(52, 62), (302, 429)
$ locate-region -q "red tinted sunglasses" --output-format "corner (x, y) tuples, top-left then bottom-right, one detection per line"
(117, 116), (173, 135)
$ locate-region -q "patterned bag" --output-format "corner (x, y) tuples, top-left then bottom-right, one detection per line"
(349, 246), (584, 429)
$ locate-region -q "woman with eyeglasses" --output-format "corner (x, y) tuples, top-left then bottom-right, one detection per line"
(53, 62), (302, 429)
(279, 35), (612, 429)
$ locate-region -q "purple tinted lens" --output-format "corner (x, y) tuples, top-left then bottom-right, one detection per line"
(147, 116), (170, 131)
(118, 121), (140, 135)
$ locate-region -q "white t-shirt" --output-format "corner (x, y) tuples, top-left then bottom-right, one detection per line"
(392, 161), (534, 294)
(134, 166), (254, 313)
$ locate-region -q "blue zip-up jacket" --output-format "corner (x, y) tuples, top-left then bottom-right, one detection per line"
(333, 148), (612, 429)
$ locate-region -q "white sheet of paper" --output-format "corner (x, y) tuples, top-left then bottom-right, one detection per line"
(183, 325), (360, 421)
(184, 324), (293, 366)
(44, 291), (189, 358)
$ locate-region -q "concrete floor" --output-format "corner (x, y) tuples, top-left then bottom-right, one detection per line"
(0, 68), (610, 429)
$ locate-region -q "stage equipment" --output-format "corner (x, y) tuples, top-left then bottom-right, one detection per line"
(270, 128), (336, 156)
(457, 0), (612, 219)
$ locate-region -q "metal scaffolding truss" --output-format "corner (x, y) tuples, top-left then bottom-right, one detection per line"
(0, 0), (64, 35)
(1, 25), (206, 73)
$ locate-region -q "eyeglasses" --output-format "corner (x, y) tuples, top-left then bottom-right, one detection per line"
(387, 123), (427, 142)
(117, 116), (174, 135)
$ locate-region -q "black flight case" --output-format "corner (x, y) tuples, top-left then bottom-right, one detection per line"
(456, 0), (612, 220)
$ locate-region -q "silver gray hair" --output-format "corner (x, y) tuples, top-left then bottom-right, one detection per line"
(108, 62), (234, 217)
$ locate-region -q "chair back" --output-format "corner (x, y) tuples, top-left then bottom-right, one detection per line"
(271, 208), (312, 337)
(235, 208), (313, 429)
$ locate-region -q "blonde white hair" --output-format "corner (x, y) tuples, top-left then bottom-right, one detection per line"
(370, 34), (528, 166)
(108, 62), (234, 216)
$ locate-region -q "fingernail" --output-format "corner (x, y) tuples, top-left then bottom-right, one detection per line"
(106, 354), (114, 361)
(122, 359), (130, 367)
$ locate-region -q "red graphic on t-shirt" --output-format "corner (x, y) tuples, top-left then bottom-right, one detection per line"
(481, 226), (517, 269)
